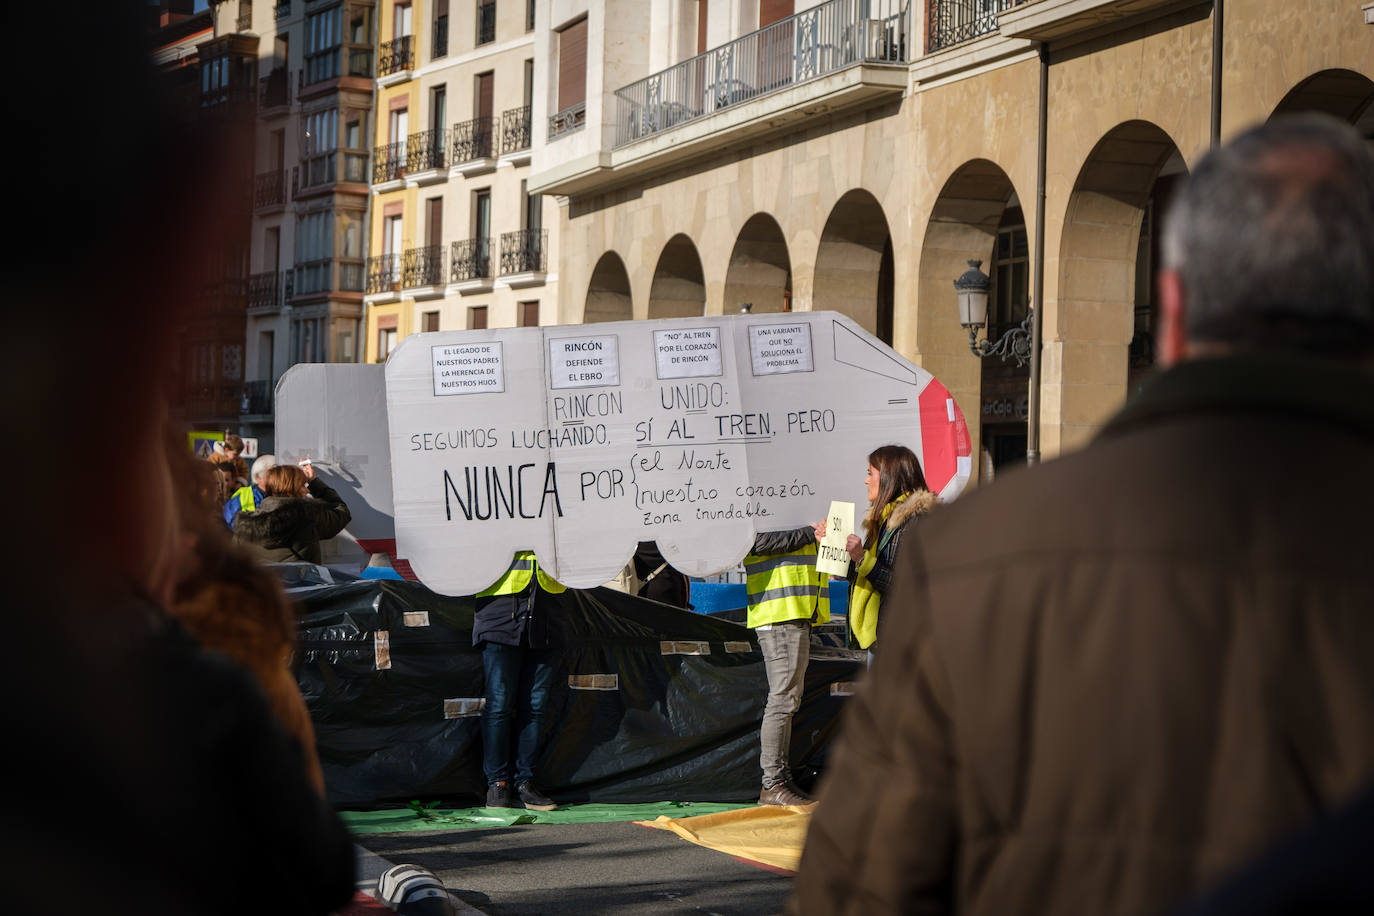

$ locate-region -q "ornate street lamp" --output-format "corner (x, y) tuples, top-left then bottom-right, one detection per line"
(953, 259), (1033, 367)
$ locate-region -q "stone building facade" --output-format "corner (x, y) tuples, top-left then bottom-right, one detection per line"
(529, 0), (1374, 478)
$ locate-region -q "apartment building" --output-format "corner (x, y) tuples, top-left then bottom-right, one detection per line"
(529, 0), (1373, 479)
(241, 0), (378, 450)
(363, 0), (557, 362)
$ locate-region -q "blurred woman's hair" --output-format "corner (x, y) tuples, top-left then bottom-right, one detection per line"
(263, 465), (308, 498)
(863, 444), (927, 547)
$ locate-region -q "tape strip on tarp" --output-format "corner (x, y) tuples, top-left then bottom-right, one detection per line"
(568, 673), (619, 691)
(443, 697), (485, 719)
(374, 631), (391, 670)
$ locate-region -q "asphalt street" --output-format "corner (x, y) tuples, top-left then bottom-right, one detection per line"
(354, 820), (795, 915)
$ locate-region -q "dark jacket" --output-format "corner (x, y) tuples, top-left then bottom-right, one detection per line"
(472, 556), (564, 649)
(233, 477), (351, 565)
(792, 353), (1374, 916)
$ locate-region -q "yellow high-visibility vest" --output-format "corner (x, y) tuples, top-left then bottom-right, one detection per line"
(477, 550), (567, 597)
(743, 544), (829, 629)
(234, 486), (258, 512)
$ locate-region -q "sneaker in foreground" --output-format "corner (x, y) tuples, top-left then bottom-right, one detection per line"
(517, 781), (558, 811)
(758, 781), (817, 808)
(485, 781), (513, 808)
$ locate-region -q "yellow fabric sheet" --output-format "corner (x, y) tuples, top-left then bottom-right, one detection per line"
(636, 804), (812, 872)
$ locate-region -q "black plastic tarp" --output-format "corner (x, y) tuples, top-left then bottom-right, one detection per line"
(293, 578), (862, 807)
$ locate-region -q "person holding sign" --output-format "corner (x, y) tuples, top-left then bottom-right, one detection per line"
(745, 522), (829, 807)
(474, 551), (563, 812)
(844, 445), (936, 651)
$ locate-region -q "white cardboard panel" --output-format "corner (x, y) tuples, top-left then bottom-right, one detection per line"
(385, 312), (971, 596)
(275, 364), (395, 563)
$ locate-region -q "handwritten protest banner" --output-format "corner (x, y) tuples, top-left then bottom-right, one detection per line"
(383, 312), (972, 596)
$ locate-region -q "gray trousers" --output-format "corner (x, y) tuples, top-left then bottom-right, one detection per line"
(757, 619), (811, 788)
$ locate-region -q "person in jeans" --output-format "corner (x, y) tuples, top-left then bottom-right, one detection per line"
(474, 550), (562, 811)
(746, 522), (828, 806)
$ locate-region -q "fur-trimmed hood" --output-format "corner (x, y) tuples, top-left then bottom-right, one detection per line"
(866, 487), (938, 532)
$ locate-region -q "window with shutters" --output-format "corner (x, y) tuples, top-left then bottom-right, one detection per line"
(518, 301), (540, 327)
(550, 17), (587, 138)
(467, 306), (488, 330)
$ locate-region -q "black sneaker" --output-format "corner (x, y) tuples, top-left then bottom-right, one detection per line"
(517, 781), (557, 811)
(758, 781), (817, 808)
(485, 781), (513, 808)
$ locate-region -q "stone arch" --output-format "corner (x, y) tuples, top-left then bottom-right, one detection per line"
(1269, 68), (1374, 138)
(648, 234), (706, 319)
(813, 189), (893, 342)
(723, 213), (792, 315)
(584, 251), (633, 324)
(1053, 120), (1185, 452)
(917, 159), (1023, 479)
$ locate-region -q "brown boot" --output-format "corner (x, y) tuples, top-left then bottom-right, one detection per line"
(758, 781), (817, 808)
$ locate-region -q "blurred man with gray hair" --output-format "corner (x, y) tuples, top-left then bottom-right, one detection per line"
(223, 453), (277, 529)
(792, 114), (1374, 915)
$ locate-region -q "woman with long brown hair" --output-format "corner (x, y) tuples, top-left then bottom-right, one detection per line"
(844, 444), (937, 650)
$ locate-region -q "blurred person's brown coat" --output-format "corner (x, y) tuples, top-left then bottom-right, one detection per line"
(791, 353), (1374, 915)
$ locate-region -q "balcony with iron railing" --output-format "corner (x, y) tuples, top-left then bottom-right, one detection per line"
(613, 0), (908, 150)
(451, 238), (492, 287)
(378, 35), (413, 79)
(403, 245), (446, 290)
(925, 0), (1026, 52)
(501, 105), (532, 157)
(499, 229), (547, 282)
(248, 270), (293, 313)
(365, 253), (402, 295)
(548, 101), (586, 141)
(452, 117), (495, 173)
(275, 1), (291, 19)
(254, 170), (285, 209)
(259, 67), (290, 110)
(406, 128), (448, 177)
(373, 140), (406, 184)
(236, 0), (253, 32)
(241, 379), (274, 417)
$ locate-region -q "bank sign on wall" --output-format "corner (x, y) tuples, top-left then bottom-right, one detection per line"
(386, 312), (972, 596)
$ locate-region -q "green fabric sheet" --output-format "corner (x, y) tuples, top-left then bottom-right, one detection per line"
(341, 801), (753, 835)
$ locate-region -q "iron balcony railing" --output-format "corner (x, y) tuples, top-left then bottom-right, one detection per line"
(378, 35), (413, 76)
(433, 14), (448, 58)
(452, 117), (495, 163)
(248, 271), (281, 310)
(477, 1), (496, 44)
(926, 0), (1025, 53)
(407, 128), (448, 171)
(237, 0), (253, 32)
(501, 105), (532, 154)
(614, 0), (909, 148)
(259, 67), (290, 109)
(366, 253), (402, 294)
(403, 245), (446, 287)
(500, 229), (547, 275)
(548, 101), (586, 140)
(451, 238), (492, 281)
(242, 379), (273, 416)
(373, 140), (406, 183)
(275, 1), (291, 19)
(254, 170), (285, 208)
